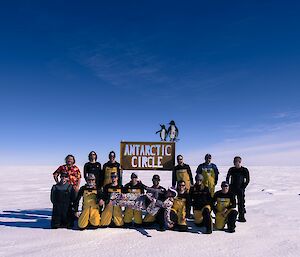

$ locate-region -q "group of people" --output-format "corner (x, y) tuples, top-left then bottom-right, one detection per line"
(51, 151), (250, 233)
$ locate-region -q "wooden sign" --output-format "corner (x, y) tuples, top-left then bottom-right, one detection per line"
(120, 141), (175, 170)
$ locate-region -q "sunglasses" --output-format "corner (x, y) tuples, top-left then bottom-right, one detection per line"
(179, 184), (185, 187)
(222, 185), (229, 188)
(111, 176), (117, 178)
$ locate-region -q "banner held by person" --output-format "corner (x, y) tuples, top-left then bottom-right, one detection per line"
(120, 142), (175, 170)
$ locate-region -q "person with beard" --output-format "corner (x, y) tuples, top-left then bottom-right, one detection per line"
(143, 174), (167, 227)
(101, 151), (122, 188)
(123, 173), (145, 227)
(99, 172), (124, 227)
(53, 154), (81, 194)
(190, 174), (213, 234)
(172, 155), (193, 192)
(170, 180), (191, 231)
(196, 154), (219, 197)
(74, 174), (102, 229)
(213, 181), (238, 233)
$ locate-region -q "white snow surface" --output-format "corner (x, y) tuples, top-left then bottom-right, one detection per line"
(0, 166), (299, 257)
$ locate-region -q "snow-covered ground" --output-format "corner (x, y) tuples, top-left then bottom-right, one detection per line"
(0, 166), (299, 257)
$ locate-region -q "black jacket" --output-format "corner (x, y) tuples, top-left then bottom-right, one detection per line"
(190, 184), (212, 210)
(212, 190), (236, 213)
(83, 162), (102, 188)
(226, 166), (250, 190)
(101, 183), (123, 204)
(123, 181), (145, 194)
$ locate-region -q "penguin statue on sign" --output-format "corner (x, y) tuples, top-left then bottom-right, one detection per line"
(156, 124), (167, 141)
(167, 120), (179, 142)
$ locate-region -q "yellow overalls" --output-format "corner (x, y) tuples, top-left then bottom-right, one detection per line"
(201, 168), (216, 197)
(171, 197), (187, 226)
(100, 187), (124, 227)
(214, 197), (235, 229)
(124, 188), (143, 225)
(176, 169), (191, 191)
(78, 189), (100, 229)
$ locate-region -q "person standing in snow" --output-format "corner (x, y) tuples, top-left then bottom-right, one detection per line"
(83, 151), (102, 189)
(101, 151), (122, 188)
(226, 156), (250, 222)
(53, 154), (81, 193)
(196, 154), (219, 197)
(172, 154), (193, 192)
(50, 172), (76, 229)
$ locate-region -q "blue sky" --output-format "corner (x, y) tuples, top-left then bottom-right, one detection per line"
(0, 1), (300, 166)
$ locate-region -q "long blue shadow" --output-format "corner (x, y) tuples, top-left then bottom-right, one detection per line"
(0, 209), (52, 229)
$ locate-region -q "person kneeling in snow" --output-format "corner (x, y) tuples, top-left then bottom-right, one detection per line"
(212, 181), (238, 233)
(74, 174), (102, 229)
(123, 173), (145, 227)
(190, 174), (213, 234)
(99, 172), (124, 227)
(154, 187), (178, 231)
(51, 172), (76, 229)
(143, 174), (167, 227)
(168, 181), (191, 232)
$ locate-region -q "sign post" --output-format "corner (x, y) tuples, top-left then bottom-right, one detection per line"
(120, 141), (175, 170)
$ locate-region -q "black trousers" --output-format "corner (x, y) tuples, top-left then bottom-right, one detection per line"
(231, 188), (246, 216)
(227, 210), (238, 230)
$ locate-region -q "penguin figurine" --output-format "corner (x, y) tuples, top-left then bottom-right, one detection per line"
(167, 120), (179, 142)
(156, 124), (167, 141)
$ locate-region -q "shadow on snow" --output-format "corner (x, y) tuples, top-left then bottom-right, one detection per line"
(0, 209), (211, 235)
(0, 209), (52, 229)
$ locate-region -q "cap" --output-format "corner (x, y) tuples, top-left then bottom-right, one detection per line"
(131, 172), (138, 179)
(60, 172), (68, 178)
(87, 173), (96, 180)
(221, 181), (229, 187)
(195, 174), (203, 181)
(205, 153), (212, 159)
(152, 174), (160, 181)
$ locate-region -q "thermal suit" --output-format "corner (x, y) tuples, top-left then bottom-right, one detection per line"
(172, 164), (193, 191)
(101, 161), (122, 188)
(171, 191), (191, 231)
(143, 185), (167, 225)
(226, 166), (250, 219)
(74, 185), (102, 229)
(100, 183), (124, 227)
(51, 182), (76, 229)
(196, 163), (219, 197)
(123, 182), (145, 226)
(212, 190), (238, 230)
(190, 184), (212, 232)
